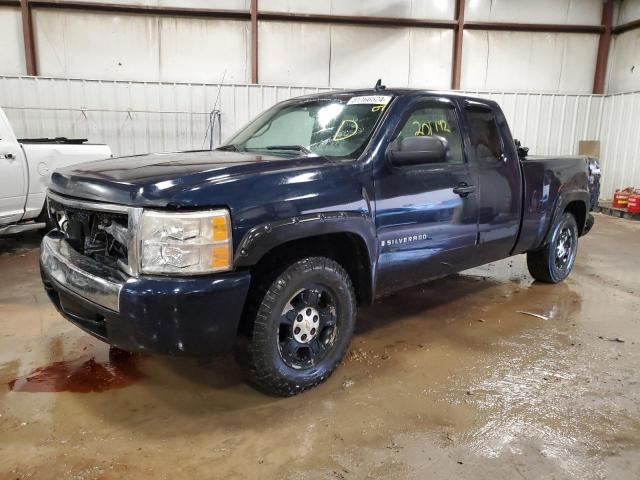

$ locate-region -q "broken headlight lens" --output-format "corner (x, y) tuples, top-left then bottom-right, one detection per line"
(139, 209), (232, 274)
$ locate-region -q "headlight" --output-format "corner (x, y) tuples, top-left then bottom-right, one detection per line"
(139, 209), (232, 274)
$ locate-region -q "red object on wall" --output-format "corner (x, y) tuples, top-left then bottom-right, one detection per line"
(628, 194), (640, 214)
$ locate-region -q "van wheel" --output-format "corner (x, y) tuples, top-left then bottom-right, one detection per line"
(240, 257), (356, 396)
(527, 212), (579, 283)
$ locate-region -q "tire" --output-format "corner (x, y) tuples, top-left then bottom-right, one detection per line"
(527, 212), (579, 283)
(240, 256), (356, 396)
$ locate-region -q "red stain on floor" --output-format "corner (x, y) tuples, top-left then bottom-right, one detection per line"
(8, 347), (144, 393)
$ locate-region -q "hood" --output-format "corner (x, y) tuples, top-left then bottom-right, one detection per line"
(49, 150), (333, 207)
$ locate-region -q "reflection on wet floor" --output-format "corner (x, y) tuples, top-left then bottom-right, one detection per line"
(1, 214), (640, 479)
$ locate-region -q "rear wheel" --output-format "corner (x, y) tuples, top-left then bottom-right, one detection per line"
(239, 257), (356, 396)
(527, 212), (579, 283)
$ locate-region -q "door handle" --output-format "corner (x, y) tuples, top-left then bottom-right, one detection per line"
(1, 153), (15, 160)
(453, 182), (475, 197)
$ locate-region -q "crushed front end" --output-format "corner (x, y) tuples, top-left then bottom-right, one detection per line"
(41, 191), (251, 356)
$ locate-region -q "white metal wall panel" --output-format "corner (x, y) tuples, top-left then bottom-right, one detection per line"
(259, 0), (332, 15)
(59, 0), (250, 9)
(157, 0), (249, 8)
(329, 0), (454, 20)
(599, 92), (640, 199)
(329, 25), (411, 88)
(0, 7), (26, 76)
(34, 10), (161, 81)
(465, 0), (602, 25)
(460, 30), (599, 94)
(606, 30), (640, 94)
(616, 0), (640, 25)
(33, 10), (250, 83)
(259, 23), (451, 89)
(158, 17), (250, 83)
(259, 0), (454, 19)
(408, 28), (453, 89)
(258, 22), (331, 86)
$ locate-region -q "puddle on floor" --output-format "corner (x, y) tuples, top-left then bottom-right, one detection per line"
(8, 347), (144, 393)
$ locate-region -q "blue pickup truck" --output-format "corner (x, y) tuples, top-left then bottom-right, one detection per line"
(40, 87), (600, 395)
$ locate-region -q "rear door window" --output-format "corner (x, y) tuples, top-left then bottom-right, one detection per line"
(466, 107), (504, 166)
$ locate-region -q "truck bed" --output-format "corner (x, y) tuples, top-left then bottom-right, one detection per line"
(514, 154), (597, 255)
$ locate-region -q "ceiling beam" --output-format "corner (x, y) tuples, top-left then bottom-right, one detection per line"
(463, 21), (603, 34)
(612, 18), (640, 35)
(20, 0), (37, 76)
(451, 0), (465, 90)
(258, 11), (456, 29)
(593, 0), (613, 94)
(251, 0), (258, 84)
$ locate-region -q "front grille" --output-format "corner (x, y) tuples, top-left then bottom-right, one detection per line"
(48, 198), (129, 270)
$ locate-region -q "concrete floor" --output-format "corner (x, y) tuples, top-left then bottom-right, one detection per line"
(1, 213), (639, 479)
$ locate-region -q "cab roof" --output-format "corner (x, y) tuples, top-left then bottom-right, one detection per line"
(293, 88), (498, 107)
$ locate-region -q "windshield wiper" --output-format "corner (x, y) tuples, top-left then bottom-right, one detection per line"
(216, 144), (242, 152)
(265, 145), (313, 155)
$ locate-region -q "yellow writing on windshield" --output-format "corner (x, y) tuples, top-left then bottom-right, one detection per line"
(333, 119), (359, 141)
(371, 105), (386, 112)
(412, 119), (451, 136)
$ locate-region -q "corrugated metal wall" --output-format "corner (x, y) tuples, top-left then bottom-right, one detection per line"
(0, 76), (334, 156)
(599, 91), (640, 199)
(0, 75), (627, 199)
(607, 0), (640, 94)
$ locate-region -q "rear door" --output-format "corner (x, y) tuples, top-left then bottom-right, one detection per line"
(374, 97), (479, 294)
(463, 101), (522, 263)
(0, 109), (27, 224)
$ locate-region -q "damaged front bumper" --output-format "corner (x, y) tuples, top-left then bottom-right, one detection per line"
(40, 231), (252, 355)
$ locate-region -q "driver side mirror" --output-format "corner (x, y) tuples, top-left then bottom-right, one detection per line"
(387, 135), (449, 168)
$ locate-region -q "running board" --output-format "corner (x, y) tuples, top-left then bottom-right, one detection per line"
(0, 222), (46, 236)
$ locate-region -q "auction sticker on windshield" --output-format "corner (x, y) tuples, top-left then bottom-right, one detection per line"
(346, 95), (392, 106)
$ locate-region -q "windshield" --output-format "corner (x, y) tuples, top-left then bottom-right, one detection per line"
(221, 94), (393, 158)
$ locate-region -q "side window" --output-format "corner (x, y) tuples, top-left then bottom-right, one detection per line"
(394, 104), (465, 164)
(466, 107), (504, 165)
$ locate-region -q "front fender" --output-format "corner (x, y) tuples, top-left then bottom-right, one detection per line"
(234, 211), (378, 269)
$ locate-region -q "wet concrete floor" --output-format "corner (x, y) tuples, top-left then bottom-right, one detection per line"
(1, 213), (639, 479)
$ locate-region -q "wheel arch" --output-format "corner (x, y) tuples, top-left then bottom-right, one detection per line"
(540, 191), (590, 248)
(234, 212), (378, 307)
(563, 200), (587, 236)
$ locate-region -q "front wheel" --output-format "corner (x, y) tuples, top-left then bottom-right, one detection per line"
(240, 257), (356, 396)
(527, 212), (579, 283)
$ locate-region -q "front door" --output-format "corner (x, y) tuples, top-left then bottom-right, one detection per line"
(374, 98), (479, 295)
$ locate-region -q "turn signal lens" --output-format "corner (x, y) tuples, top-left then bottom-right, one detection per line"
(211, 245), (231, 269)
(211, 216), (229, 242)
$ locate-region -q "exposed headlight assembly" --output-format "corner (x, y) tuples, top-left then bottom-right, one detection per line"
(139, 209), (232, 274)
